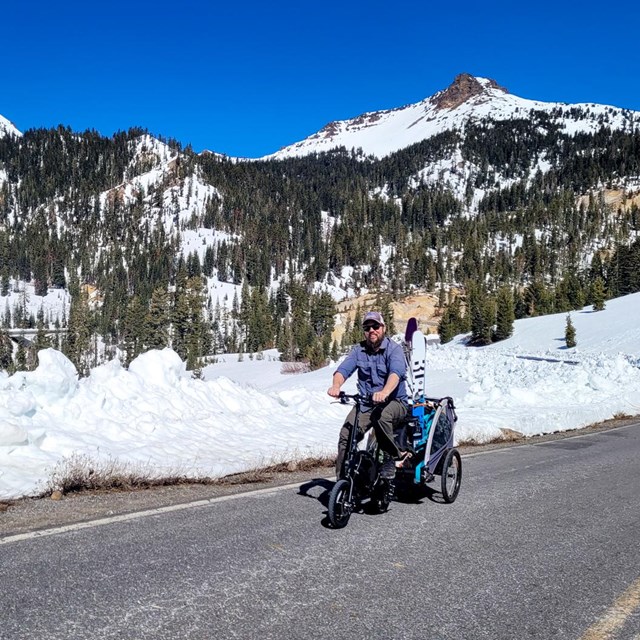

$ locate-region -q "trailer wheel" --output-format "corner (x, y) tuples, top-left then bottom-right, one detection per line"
(440, 448), (462, 503)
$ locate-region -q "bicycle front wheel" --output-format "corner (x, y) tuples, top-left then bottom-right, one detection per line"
(328, 479), (353, 528)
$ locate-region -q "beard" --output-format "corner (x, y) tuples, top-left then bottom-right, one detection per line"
(365, 330), (385, 350)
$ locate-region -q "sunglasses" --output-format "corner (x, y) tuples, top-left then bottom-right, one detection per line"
(363, 322), (382, 331)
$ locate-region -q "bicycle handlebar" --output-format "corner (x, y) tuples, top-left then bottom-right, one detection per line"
(338, 391), (372, 405)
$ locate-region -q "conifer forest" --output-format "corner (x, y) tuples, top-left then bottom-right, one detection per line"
(0, 106), (639, 374)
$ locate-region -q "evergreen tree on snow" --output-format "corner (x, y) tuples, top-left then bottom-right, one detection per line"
(565, 314), (577, 348)
(590, 277), (606, 311)
(493, 286), (515, 342)
(438, 297), (464, 345)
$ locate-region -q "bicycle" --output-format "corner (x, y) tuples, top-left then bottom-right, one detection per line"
(328, 392), (392, 528)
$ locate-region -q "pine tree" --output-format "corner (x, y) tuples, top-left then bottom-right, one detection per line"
(467, 282), (483, 343)
(33, 255), (48, 297)
(564, 271), (585, 310)
(493, 286), (515, 342)
(2, 300), (10, 328)
(0, 331), (13, 371)
(479, 297), (496, 346)
(246, 286), (274, 351)
(340, 317), (353, 351)
(145, 287), (170, 349)
(238, 280), (252, 350)
(310, 290), (336, 339)
(438, 297), (463, 345)
(467, 283), (494, 346)
(123, 296), (146, 365)
(513, 286), (527, 319)
(51, 259), (66, 289)
(525, 280), (552, 317)
(437, 308), (456, 345)
(185, 276), (209, 369)
(15, 341), (27, 371)
(565, 314), (577, 348)
(305, 338), (326, 371)
(289, 281), (314, 360)
(210, 299), (224, 354)
(378, 293), (396, 335)
(277, 317), (295, 361)
(64, 288), (91, 376)
(590, 277), (606, 311)
(33, 308), (51, 352)
(321, 333), (332, 360)
(171, 285), (190, 361)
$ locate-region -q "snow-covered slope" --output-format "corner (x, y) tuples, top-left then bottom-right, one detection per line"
(0, 131), (234, 327)
(0, 114), (21, 139)
(264, 74), (639, 160)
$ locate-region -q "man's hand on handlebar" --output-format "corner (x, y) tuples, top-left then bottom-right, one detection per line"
(372, 391), (389, 404)
(327, 385), (342, 398)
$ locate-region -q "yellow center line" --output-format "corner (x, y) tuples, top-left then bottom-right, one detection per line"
(580, 576), (640, 640)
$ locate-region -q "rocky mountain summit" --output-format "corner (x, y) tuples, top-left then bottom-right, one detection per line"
(431, 73), (508, 110)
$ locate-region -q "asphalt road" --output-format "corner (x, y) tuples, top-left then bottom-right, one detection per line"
(1, 423), (639, 640)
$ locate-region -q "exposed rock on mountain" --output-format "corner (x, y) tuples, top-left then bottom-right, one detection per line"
(431, 73), (508, 110)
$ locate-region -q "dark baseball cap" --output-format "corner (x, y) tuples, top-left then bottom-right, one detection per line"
(362, 311), (385, 327)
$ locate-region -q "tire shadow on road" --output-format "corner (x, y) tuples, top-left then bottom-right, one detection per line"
(297, 478), (334, 508)
(297, 478), (338, 529)
(395, 483), (444, 505)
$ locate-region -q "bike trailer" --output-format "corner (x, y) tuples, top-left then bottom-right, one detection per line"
(397, 396), (462, 502)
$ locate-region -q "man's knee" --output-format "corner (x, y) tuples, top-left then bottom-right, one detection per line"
(380, 400), (407, 427)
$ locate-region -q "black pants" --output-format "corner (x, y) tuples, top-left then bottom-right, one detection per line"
(335, 399), (407, 478)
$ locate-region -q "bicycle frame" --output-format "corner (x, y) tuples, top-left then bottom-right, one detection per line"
(340, 393), (362, 505)
(338, 392), (382, 503)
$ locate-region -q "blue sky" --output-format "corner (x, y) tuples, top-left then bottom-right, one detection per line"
(3, 0), (639, 158)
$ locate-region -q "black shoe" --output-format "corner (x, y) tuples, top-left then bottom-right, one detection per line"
(380, 453), (395, 480)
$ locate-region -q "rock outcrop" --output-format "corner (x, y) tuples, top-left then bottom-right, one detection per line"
(432, 73), (508, 110)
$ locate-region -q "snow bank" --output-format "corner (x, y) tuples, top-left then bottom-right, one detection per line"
(0, 293), (639, 500)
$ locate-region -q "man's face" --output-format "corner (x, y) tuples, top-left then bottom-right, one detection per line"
(363, 321), (385, 348)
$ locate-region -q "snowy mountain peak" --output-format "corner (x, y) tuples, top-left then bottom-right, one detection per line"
(431, 73), (508, 111)
(262, 73), (521, 160)
(264, 74), (639, 160)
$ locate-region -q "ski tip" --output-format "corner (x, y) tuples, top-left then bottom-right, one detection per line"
(405, 317), (418, 342)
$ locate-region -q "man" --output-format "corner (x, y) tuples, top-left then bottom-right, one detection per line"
(327, 311), (410, 498)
